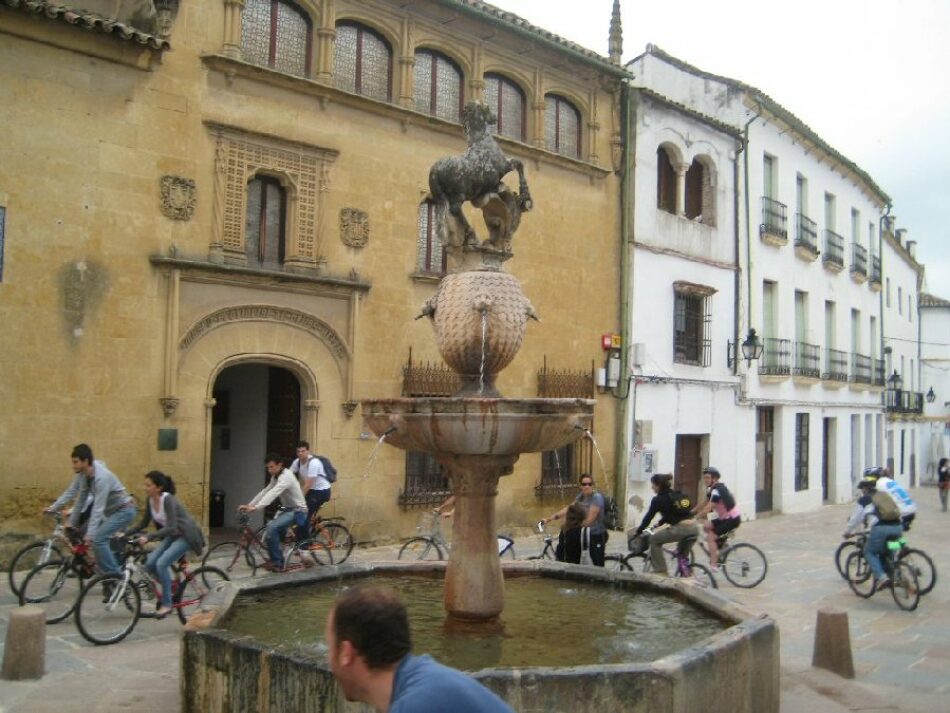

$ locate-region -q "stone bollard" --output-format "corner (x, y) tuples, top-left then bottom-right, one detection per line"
(1, 605), (45, 680)
(812, 607), (854, 679)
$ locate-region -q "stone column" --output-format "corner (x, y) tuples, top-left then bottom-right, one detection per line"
(397, 17), (415, 109)
(675, 162), (688, 217)
(314, 0), (336, 82)
(222, 0), (245, 60)
(437, 453), (517, 621)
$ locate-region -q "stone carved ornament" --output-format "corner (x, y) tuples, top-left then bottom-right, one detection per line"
(160, 175), (196, 221)
(340, 208), (369, 248)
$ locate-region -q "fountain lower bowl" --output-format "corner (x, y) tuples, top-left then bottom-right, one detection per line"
(360, 397), (595, 454)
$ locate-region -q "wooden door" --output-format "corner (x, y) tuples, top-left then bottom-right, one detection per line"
(755, 407), (774, 512)
(674, 435), (703, 505)
(263, 367), (301, 519)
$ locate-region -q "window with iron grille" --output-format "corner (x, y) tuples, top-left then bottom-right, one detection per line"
(241, 0), (312, 78)
(413, 49), (462, 123)
(673, 285), (712, 367)
(536, 358), (594, 496)
(544, 94), (581, 159)
(245, 175), (287, 266)
(795, 413), (809, 491)
(484, 73), (526, 142)
(334, 22), (392, 101)
(416, 200), (446, 275)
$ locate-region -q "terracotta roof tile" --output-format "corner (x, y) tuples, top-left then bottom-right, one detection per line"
(920, 292), (950, 308)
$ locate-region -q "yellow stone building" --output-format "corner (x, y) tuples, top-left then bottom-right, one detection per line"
(0, 0), (625, 545)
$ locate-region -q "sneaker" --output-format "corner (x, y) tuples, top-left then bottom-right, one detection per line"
(875, 577), (892, 592)
(261, 561), (283, 572)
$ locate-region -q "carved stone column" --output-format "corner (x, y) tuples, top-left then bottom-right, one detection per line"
(314, 0), (336, 82)
(469, 44), (484, 102)
(531, 68), (545, 149)
(303, 399), (320, 445)
(209, 132), (227, 263)
(398, 18), (415, 109)
(675, 162), (688, 216)
(437, 453), (517, 621)
(222, 0), (245, 60)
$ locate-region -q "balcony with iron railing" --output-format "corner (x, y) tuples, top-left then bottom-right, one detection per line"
(850, 352), (872, 385)
(792, 341), (821, 379)
(822, 348), (849, 383)
(869, 254), (882, 290)
(873, 358), (885, 387)
(760, 196), (788, 245)
(794, 214), (819, 261)
(822, 229), (844, 271)
(758, 337), (791, 377)
(850, 242), (868, 283)
(885, 389), (924, 414)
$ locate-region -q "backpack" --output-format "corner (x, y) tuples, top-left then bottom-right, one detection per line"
(317, 455), (338, 484)
(669, 490), (693, 517)
(712, 483), (736, 511)
(602, 494), (621, 531)
(871, 490), (900, 522)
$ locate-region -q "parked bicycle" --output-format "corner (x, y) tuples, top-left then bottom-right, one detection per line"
(527, 521), (556, 560)
(74, 538), (229, 645)
(18, 526), (99, 624)
(8, 512), (68, 597)
(202, 511), (332, 577)
(696, 530), (768, 588)
(835, 531), (935, 595)
(844, 534), (920, 611)
(397, 511), (515, 561)
(605, 530), (718, 588)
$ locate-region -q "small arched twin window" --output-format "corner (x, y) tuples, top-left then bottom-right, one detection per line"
(242, 0), (312, 78)
(414, 50), (462, 122)
(544, 94), (581, 158)
(484, 73), (526, 142)
(657, 146), (715, 225)
(334, 21), (392, 101)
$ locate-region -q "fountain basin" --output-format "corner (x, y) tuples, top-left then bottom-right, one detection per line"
(361, 397), (594, 455)
(182, 562), (779, 713)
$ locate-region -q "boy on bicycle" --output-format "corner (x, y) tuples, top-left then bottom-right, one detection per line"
(692, 466), (741, 571)
(239, 453), (308, 571)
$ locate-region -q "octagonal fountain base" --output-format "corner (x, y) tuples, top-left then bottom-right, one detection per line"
(182, 562), (779, 713)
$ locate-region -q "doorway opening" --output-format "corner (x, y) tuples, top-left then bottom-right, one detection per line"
(755, 407), (774, 513)
(674, 434), (707, 506)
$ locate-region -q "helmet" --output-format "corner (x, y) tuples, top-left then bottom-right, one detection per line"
(857, 477), (877, 491)
(702, 466), (720, 478)
(863, 466), (884, 479)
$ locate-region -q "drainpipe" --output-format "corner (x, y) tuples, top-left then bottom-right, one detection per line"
(732, 135), (744, 377)
(742, 101), (764, 345)
(878, 204), (890, 462)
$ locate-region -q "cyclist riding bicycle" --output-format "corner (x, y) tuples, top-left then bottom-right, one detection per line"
(851, 473), (904, 591)
(868, 466), (917, 531)
(692, 466), (741, 571)
(238, 453), (308, 571)
(634, 473), (699, 576)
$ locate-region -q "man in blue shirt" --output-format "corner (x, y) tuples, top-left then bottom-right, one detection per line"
(325, 586), (514, 713)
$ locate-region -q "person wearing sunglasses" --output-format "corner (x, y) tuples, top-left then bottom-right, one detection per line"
(540, 474), (608, 566)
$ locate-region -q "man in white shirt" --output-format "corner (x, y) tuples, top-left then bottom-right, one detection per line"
(291, 440), (331, 534)
(239, 453), (308, 570)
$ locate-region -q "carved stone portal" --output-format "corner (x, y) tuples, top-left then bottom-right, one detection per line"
(340, 208), (369, 248)
(160, 175), (196, 221)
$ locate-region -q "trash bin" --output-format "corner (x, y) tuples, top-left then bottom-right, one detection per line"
(210, 489), (226, 528)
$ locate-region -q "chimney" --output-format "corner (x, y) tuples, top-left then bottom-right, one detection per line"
(608, 0), (623, 65)
(906, 240), (917, 258)
(895, 228), (906, 245)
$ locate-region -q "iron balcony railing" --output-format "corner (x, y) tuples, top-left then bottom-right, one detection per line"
(792, 341), (821, 378)
(885, 389), (924, 414)
(870, 254), (882, 284)
(850, 352), (872, 384)
(760, 196), (788, 240)
(795, 214), (819, 255)
(759, 337), (791, 376)
(823, 229), (844, 269)
(873, 358), (885, 386)
(850, 242), (868, 277)
(822, 348), (849, 382)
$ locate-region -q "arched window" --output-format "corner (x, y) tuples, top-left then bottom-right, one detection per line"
(685, 159), (704, 220)
(245, 175), (287, 266)
(484, 73), (526, 142)
(334, 22), (392, 102)
(657, 146), (676, 214)
(242, 0), (312, 78)
(544, 94), (581, 158)
(417, 200), (446, 275)
(414, 49), (463, 122)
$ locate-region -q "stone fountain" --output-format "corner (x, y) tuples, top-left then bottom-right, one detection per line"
(361, 102), (594, 620)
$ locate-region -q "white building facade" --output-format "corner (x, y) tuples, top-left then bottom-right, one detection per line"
(918, 292), (950, 482)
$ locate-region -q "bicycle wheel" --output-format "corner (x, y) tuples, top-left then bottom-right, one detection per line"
(834, 541), (859, 580)
(680, 562), (719, 589)
(900, 548), (936, 596)
(19, 560), (83, 624)
(890, 560), (920, 611)
(604, 554), (632, 572)
(202, 541), (257, 578)
(845, 551), (875, 598)
(292, 532), (334, 566)
(76, 573), (141, 645)
(174, 566), (230, 624)
(8, 540), (65, 597)
(398, 537), (444, 561)
(720, 543), (768, 588)
(321, 522), (355, 565)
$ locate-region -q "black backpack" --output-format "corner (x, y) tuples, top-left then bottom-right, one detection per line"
(669, 490), (693, 517)
(317, 455), (338, 484)
(602, 494), (621, 531)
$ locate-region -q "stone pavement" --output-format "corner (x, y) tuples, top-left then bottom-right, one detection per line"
(1, 487), (947, 712)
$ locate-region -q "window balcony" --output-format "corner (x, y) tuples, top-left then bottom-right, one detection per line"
(850, 352), (872, 385)
(822, 229), (844, 272)
(869, 254), (882, 291)
(873, 358), (885, 387)
(850, 243), (868, 283)
(794, 214), (819, 261)
(885, 389), (924, 415)
(822, 348), (849, 383)
(758, 337), (791, 376)
(792, 341), (821, 379)
(760, 197), (788, 245)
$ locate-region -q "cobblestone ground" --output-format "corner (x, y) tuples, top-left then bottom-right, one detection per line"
(0, 487), (946, 712)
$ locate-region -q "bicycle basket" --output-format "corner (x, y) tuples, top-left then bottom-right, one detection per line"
(416, 511), (439, 535)
(627, 532), (650, 556)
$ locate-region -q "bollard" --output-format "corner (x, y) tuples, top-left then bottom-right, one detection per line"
(812, 607), (855, 679)
(1, 605), (45, 680)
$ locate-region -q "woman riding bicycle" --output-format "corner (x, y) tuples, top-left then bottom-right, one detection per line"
(127, 470), (205, 618)
(634, 473), (699, 576)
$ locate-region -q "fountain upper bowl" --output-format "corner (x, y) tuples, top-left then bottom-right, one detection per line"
(361, 397), (594, 455)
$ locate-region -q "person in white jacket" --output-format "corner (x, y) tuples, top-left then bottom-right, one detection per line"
(239, 453), (307, 570)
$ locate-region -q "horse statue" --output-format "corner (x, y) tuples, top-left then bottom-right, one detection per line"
(428, 102), (532, 252)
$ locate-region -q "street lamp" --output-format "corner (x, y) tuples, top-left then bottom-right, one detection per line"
(887, 370), (903, 391)
(926, 386), (936, 403)
(728, 328), (764, 368)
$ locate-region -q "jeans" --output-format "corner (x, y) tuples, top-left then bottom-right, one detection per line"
(92, 505), (136, 574)
(865, 522), (903, 580)
(146, 537), (191, 607)
(299, 488), (331, 539)
(649, 521), (699, 575)
(265, 509), (307, 567)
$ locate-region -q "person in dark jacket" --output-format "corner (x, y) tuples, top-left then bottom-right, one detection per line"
(129, 470), (205, 617)
(634, 473), (699, 575)
(554, 503), (587, 564)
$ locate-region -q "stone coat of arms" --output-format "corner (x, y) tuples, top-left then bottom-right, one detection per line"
(160, 175), (196, 221)
(340, 208), (369, 248)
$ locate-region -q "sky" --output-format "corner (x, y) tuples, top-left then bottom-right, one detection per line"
(486, 0), (950, 298)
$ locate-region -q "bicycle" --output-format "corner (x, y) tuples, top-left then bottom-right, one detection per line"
(74, 538), (230, 645)
(18, 526), (99, 624)
(397, 511), (516, 561)
(202, 511), (332, 577)
(8, 512), (69, 597)
(527, 521), (556, 560)
(836, 531), (935, 595)
(844, 534), (920, 611)
(254, 512), (355, 566)
(605, 530), (718, 588)
(695, 530), (768, 588)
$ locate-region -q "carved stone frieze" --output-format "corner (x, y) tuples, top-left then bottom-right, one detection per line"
(160, 175), (196, 221)
(340, 208), (369, 248)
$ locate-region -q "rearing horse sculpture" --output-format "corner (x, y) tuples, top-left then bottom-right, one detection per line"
(429, 102), (532, 250)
